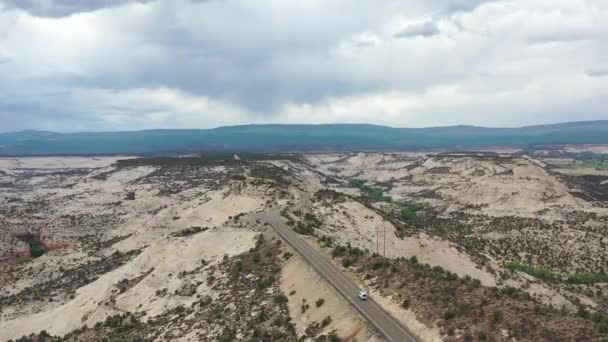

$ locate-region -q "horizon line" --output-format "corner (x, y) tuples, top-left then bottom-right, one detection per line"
(3, 119), (607, 135)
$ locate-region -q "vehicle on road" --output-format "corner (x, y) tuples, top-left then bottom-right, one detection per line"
(358, 290), (368, 300)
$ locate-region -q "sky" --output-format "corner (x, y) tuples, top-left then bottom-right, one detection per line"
(0, 0), (607, 132)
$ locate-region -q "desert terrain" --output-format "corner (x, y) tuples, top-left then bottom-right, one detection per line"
(1, 151), (608, 341)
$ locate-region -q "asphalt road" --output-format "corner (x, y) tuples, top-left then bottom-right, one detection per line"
(259, 209), (418, 342)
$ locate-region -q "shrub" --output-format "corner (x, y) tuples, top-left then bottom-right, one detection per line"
(491, 309), (502, 323)
(315, 298), (325, 307)
(321, 316), (332, 327)
(577, 306), (590, 319)
(400, 207), (418, 223)
(274, 294), (288, 304)
(331, 246), (347, 258)
(598, 321), (608, 334)
(328, 331), (340, 342)
(442, 310), (456, 320)
(372, 260), (386, 270)
(294, 222), (315, 236)
(253, 253), (261, 263)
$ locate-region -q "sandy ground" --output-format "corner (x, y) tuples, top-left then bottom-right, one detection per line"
(300, 237), (443, 342)
(2, 153), (607, 340)
(312, 153), (600, 220)
(280, 247), (382, 342)
(553, 168), (608, 176)
(0, 228), (257, 340)
(0, 159), (275, 341)
(0, 156), (133, 169)
(367, 288), (442, 342)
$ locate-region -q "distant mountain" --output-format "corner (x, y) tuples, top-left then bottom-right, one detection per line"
(1, 121), (607, 156)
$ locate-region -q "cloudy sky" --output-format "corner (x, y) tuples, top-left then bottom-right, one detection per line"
(0, 0), (607, 132)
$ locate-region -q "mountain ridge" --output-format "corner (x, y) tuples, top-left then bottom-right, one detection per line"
(1, 120), (607, 156)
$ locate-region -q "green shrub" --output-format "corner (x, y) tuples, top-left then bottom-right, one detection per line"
(350, 179), (392, 202)
(567, 272), (608, 285)
(294, 222), (315, 236)
(328, 331), (340, 342)
(504, 263), (559, 282)
(491, 309), (502, 323)
(315, 298), (325, 307)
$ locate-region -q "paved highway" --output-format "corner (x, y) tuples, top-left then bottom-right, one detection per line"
(259, 209), (418, 342)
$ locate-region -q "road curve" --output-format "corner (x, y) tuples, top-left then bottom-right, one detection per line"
(259, 209), (418, 342)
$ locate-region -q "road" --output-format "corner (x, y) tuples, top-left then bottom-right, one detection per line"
(258, 209), (418, 342)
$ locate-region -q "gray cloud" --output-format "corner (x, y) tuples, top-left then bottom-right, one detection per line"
(527, 32), (589, 44)
(1, 0), (607, 132)
(439, 0), (502, 14)
(393, 21), (440, 38)
(2, 0), (152, 17)
(586, 68), (608, 77)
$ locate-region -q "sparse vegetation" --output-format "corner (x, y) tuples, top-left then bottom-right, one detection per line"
(5, 152), (608, 342)
(350, 179), (393, 203)
(506, 263), (608, 285)
(397, 200), (424, 224)
(170, 226), (208, 238)
(328, 244), (605, 340)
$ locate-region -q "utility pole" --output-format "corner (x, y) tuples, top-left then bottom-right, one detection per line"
(376, 227), (379, 255)
(383, 221), (386, 258)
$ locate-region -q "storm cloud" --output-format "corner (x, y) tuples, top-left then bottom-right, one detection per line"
(0, 0), (607, 132)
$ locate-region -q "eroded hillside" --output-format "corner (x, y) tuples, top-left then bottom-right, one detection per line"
(299, 152), (608, 340)
(0, 156), (381, 342)
(2, 152), (608, 342)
